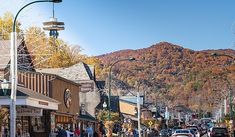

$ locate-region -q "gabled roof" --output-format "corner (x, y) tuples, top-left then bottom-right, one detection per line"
(37, 62), (95, 82)
(0, 40), (34, 71)
(0, 40), (12, 70)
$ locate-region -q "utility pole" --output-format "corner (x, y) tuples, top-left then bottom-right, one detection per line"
(137, 82), (141, 137)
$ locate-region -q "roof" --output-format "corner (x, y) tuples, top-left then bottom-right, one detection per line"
(122, 113), (138, 121)
(17, 86), (60, 103)
(0, 40), (11, 70)
(78, 111), (97, 122)
(0, 40), (34, 71)
(119, 96), (144, 105)
(36, 62), (95, 82)
(0, 84), (60, 110)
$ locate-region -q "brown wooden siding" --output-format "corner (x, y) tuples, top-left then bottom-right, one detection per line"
(50, 78), (80, 115)
(18, 71), (53, 96)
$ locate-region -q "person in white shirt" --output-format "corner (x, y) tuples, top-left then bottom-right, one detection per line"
(65, 128), (74, 137)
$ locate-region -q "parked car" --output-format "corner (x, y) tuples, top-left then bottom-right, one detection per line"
(172, 126), (182, 134)
(187, 127), (200, 137)
(207, 127), (213, 137)
(172, 129), (194, 137)
(159, 129), (169, 137)
(210, 127), (229, 137)
(186, 125), (201, 135)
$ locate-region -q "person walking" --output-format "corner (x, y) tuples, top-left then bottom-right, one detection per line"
(57, 127), (67, 137)
(74, 127), (80, 137)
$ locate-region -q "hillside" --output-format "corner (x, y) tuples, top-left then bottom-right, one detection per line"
(97, 42), (235, 113)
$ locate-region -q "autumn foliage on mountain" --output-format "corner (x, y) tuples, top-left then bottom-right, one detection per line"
(97, 42), (235, 113)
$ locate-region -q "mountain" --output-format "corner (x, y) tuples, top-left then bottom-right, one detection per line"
(97, 42), (235, 113)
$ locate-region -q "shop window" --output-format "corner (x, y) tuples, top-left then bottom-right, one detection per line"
(31, 116), (45, 132)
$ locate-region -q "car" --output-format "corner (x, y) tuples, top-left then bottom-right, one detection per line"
(207, 127), (212, 137)
(172, 129), (194, 137)
(159, 129), (169, 137)
(172, 126), (182, 133)
(186, 125), (202, 135)
(187, 128), (200, 137)
(210, 127), (229, 137)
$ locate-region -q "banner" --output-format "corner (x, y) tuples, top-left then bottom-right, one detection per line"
(17, 107), (42, 116)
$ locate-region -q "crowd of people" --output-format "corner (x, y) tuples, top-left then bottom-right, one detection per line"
(56, 125), (99, 137)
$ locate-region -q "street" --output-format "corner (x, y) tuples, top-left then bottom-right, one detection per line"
(201, 134), (207, 137)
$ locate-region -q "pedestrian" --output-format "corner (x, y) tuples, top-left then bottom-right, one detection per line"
(57, 127), (67, 137)
(65, 127), (73, 137)
(93, 130), (98, 137)
(86, 125), (93, 137)
(80, 129), (87, 137)
(74, 127), (80, 137)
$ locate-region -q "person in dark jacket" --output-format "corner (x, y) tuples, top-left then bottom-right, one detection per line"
(57, 127), (67, 137)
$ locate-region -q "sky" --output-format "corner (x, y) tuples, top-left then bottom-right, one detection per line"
(1, 0), (235, 56)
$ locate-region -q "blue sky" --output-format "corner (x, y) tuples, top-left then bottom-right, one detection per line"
(1, 0), (235, 56)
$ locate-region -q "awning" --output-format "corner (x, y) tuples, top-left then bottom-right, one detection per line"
(78, 111), (97, 122)
(122, 113), (138, 121)
(0, 86), (60, 110)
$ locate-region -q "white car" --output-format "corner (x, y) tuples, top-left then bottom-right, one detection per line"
(172, 129), (194, 137)
(207, 127), (212, 137)
(187, 128), (200, 137)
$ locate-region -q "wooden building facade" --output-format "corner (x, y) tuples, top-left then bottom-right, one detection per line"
(18, 71), (81, 136)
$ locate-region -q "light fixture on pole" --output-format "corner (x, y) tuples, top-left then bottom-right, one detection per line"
(11, 1), (62, 137)
(103, 101), (107, 109)
(107, 57), (136, 121)
(1, 79), (10, 96)
(211, 52), (235, 137)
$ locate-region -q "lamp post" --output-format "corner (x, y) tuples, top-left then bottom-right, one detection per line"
(11, 1), (62, 137)
(212, 52), (235, 136)
(107, 57), (136, 121)
(1, 79), (10, 96)
(105, 58), (135, 137)
(136, 80), (142, 137)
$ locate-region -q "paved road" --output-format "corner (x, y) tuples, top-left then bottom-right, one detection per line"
(201, 134), (207, 137)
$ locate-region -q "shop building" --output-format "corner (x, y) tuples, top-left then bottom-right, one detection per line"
(0, 40), (81, 136)
(18, 71), (81, 133)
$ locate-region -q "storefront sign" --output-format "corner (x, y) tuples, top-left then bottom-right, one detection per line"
(51, 113), (55, 131)
(17, 108), (42, 116)
(38, 101), (49, 106)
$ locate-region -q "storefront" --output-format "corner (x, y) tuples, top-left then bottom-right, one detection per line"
(52, 112), (77, 131)
(0, 86), (60, 137)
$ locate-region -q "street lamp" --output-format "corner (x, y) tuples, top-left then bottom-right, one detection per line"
(1, 79), (10, 96)
(212, 52), (235, 136)
(103, 101), (107, 109)
(11, 1), (62, 137)
(136, 80), (143, 137)
(107, 57), (136, 121)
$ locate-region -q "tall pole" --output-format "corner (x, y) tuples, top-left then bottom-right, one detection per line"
(10, 32), (17, 137)
(10, 1), (62, 136)
(224, 98), (227, 115)
(211, 53), (234, 137)
(107, 58), (135, 121)
(137, 82), (141, 137)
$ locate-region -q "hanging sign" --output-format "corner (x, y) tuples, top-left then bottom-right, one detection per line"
(17, 108), (42, 116)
